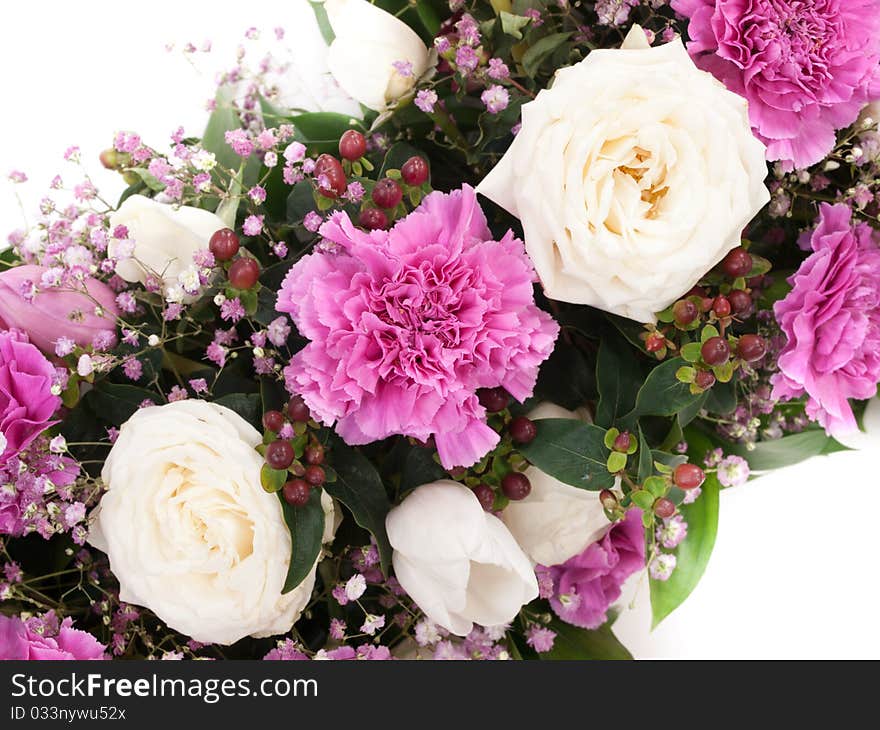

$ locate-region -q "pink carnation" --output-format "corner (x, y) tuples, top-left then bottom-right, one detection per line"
(0, 330), (61, 464)
(0, 614), (106, 660)
(544, 509), (645, 630)
(771, 203), (880, 435)
(673, 0), (880, 169)
(276, 185), (558, 469)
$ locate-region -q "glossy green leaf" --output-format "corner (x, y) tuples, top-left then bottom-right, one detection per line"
(542, 618), (633, 660)
(518, 419), (616, 491)
(85, 383), (165, 427)
(522, 32), (572, 77)
(628, 358), (703, 419)
(213, 393), (262, 430)
(637, 428), (652, 483)
(278, 488), (325, 593)
(261, 464), (287, 493)
(729, 430), (849, 471)
(595, 333), (642, 428)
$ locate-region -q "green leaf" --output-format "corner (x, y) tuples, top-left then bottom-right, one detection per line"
(213, 393), (262, 430)
(704, 380), (737, 415)
(85, 383), (164, 426)
(400, 445), (446, 494)
(628, 358), (703, 420)
(291, 112), (363, 154)
(309, 0), (335, 44)
(379, 142), (428, 180)
(522, 32), (572, 77)
(637, 427), (652, 483)
(286, 180), (317, 223)
(680, 342), (702, 363)
(517, 419), (616, 491)
(650, 473), (720, 628)
(542, 618), (633, 660)
(535, 342), (597, 410)
(729, 430), (849, 471)
(261, 464), (288, 493)
(278, 488), (326, 593)
(202, 86), (243, 175)
(644, 476), (667, 498)
(595, 333), (642, 428)
(630, 490), (654, 510)
(678, 391), (708, 428)
(606, 451), (627, 473)
(500, 10), (530, 38)
(325, 435), (393, 574)
(414, 2), (441, 37)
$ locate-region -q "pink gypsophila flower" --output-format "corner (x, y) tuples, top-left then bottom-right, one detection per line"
(277, 185), (558, 468)
(673, 0), (880, 170)
(771, 203), (880, 435)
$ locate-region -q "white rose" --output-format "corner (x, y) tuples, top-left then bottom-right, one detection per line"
(108, 195), (223, 293)
(477, 26), (769, 323)
(386, 480), (537, 636)
(88, 400), (334, 645)
(321, 0), (432, 112)
(501, 403), (609, 566)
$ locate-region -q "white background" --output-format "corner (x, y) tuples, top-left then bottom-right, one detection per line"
(2, 0), (879, 658)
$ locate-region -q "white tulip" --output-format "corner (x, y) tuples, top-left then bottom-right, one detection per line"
(89, 400), (335, 645)
(108, 195), (223, 294)
(477, 26), (769, 323)
(386, 480), (537, 636)
(501, 403), (610, 566)
(321, 0), (432, 112)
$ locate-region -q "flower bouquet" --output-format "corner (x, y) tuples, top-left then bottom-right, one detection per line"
(1, 0), (878, 661)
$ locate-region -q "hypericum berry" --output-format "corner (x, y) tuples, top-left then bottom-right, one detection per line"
(653, 498), (675, 519)
(228, 257), (260, 290)
(509, 416), (537, 444)
(477, 387), (509, 413)
(728, 289), (753, 317)
(599, 489), (618, 510)
(314, 154), (347, 198)
(701, 336), (730, 366)
(401, 156), (429, 186)
(304, 465), (325, 486)
(694, 370), (716, 390)
(288, 394), (311, 422)
(686, 285), (708, 299)
(737, 334), (767, 363)
(282, 479), (311, 506)
(673, 463), (705, 490)
(472, 483), (495, 511)
(99, 148), (119, 169)
(265, 440), (295, 470)
(372, 178), (403, 209)
(713, 296), (731, 318)
(262, 410), (285, 432)
(672, 299), (698, 326)
(501, 472), (531, 501)
(612, 431), (632, 453)
(645, 332), (666, 352)
(304, 444), (324, 465)
(338, 130), (367, 161)
(209, 228), (240, 262)
(358, 208), (388, 230)
(721, 247), (752, 278)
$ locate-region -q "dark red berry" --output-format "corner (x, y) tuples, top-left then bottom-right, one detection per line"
(737, 334), (767, 363)
(401, 156), (429, 186)
(304, 465), (325, 486)
(262, 410), (284, 432)
(694, 370), (716, 390)
(228, 257), (260, 290)
(645, 333), (666, 353)
(304, 445), (325, 465)
(673, 299), (698, 326)
(501, 472), (531, 501)
(288, 394), (311, 422)
(338, 130), (367, 161)
(314, 154), (347, 198)
(653, 498), (675, 519)
(509, 416), (537, 444)
(686, 285), (708, 299)
(265, 440), (295, 470)
(358, 208), (388, 230)
(713, 296), (731, 318)
(472, 483), (495, 511)
(282, 479), (311, 506)
(721, 248), (753, 278)
(599, 489), (618, 509)
(701, 336), (730, 366)
(728, 289), (753, 317)
(372, 178), (403, 209)
(673, 463), (705, 490)
(613, 431), (632, 453)
(209, 228), (240, 262)
(477, 387), (509, 413)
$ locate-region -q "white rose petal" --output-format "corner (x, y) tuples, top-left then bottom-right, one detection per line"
(322, 0), (432, 112)
(386, 481), (537, 636)
(108, 195), (224, 298)
(88, 400), (335, 645)
(477, 26), (770, 323)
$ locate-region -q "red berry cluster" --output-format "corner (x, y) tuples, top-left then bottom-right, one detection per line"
(209, 228), (261, 290)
